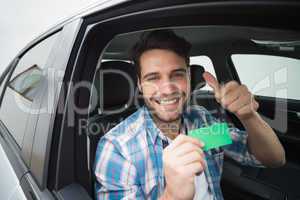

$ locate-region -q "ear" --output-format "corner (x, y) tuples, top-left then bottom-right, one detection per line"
(187, 67), (191, 79)
(137, 77), (142, 93)
(186, 67), (191, 92)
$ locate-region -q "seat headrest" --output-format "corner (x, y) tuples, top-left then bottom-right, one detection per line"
(93, 61), (137, 113)
(91, 62), (206, 114)
(190, 64), (206, 91)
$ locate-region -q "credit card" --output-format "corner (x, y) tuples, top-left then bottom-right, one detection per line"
(188, 122), (232, 151)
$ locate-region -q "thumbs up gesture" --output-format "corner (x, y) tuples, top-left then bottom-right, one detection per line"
(202, 72), (259, 121)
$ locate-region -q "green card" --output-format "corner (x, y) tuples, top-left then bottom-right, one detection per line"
(188, 122), (232, 151)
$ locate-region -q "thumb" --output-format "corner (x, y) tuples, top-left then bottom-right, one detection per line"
(202, 72), (220, 92)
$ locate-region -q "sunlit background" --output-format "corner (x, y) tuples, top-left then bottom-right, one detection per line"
(1, 1), (299, 100)
(0, 0), (100, 74)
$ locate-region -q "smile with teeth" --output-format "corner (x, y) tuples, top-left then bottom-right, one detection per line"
(157, 98), (179, 105)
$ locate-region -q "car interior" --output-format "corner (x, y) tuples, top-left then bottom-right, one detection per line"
(71, 26), (300, 199)
(46, 8), (300, 196)
(1, 1), (300, 200)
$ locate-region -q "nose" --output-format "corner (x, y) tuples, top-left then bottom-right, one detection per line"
(159, 78), (178, 95)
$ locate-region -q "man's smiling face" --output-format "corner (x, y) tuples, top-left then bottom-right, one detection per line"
(139, 49), (190, 123)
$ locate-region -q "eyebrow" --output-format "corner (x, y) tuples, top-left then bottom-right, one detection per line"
(142, 72), (159, 80)
(171, 68), (187, 74)
(142, 67), (187, 80)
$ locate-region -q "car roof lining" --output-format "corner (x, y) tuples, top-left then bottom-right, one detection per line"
(103, 25), (300, 60)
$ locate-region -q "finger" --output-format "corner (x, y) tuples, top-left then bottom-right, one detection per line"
(220, 88), (240, 108)
(174, 142), (204, 157)
(236, 104), (252, 117)
(178, 150), (205, 166)
(236, 99), (259, 116)
(183, 162), (204, 177)
(203, 72), (220, 95)
(167, 135), (204, 151)
(227, 94), (251, 113)
(220, 81), (240, 98)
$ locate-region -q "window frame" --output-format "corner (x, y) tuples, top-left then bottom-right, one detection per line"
(0, 26), (65, 200)
(0, 58), (19, 107)
(0, 29), (62, 153)
(0, 37), (59, 200)
(29, 18), (84, 192)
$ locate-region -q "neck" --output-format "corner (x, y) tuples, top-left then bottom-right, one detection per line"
(152, 116), (181, 140)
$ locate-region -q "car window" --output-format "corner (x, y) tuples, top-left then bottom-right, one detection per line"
(190, 55), (216, 91)
(8, 65), (42, 101)
(232, 54), (300, 100)
(0, 32), (59, 147)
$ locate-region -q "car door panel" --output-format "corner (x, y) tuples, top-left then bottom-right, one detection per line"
(0, 124), (28, 199)
(222, 96), (300, 199)
(193, 89), (300, 199)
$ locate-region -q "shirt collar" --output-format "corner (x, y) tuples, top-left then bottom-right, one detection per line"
(143, 106), (164, 146)
(143, 106), (189, 145)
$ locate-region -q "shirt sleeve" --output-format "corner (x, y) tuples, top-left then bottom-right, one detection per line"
(223, 125), (264, 167)
(94, 137), (144, 200)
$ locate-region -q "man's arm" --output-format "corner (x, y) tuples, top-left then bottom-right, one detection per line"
(94, 138), (143, 199)
(95, 134), (205, 200)
(240, 112), (285, 167)
(203, 72), (285, 168)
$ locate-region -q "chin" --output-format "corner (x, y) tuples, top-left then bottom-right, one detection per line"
(151, 108), (182, 123)
(157, 114), (180, 123)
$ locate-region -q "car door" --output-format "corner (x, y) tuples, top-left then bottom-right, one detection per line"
(0, 61), (27, 200)
(0, 22), (70, 200)
(19, 19), (86, 200)
(42, 1), (300, 200)
(220, 53), (300, 200)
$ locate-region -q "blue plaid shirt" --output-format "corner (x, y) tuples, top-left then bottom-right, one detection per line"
(94, 105), (262, 200)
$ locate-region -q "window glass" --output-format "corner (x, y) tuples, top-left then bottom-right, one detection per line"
(9, 65), (42, 101)
(190, 55), (216, 91)
(0, 32), (59, 147)
(232, 54), (300, 100)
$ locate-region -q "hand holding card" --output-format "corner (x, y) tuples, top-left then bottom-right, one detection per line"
(188, 122), (232, 151)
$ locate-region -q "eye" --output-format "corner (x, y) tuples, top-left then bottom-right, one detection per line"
(145, 75), (159, 81)
(172, 71), (187, 79)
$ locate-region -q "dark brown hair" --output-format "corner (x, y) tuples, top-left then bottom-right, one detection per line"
(130, 29), (191, 79)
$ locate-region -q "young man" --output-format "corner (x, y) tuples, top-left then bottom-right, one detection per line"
(94, 30), (285, 200)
